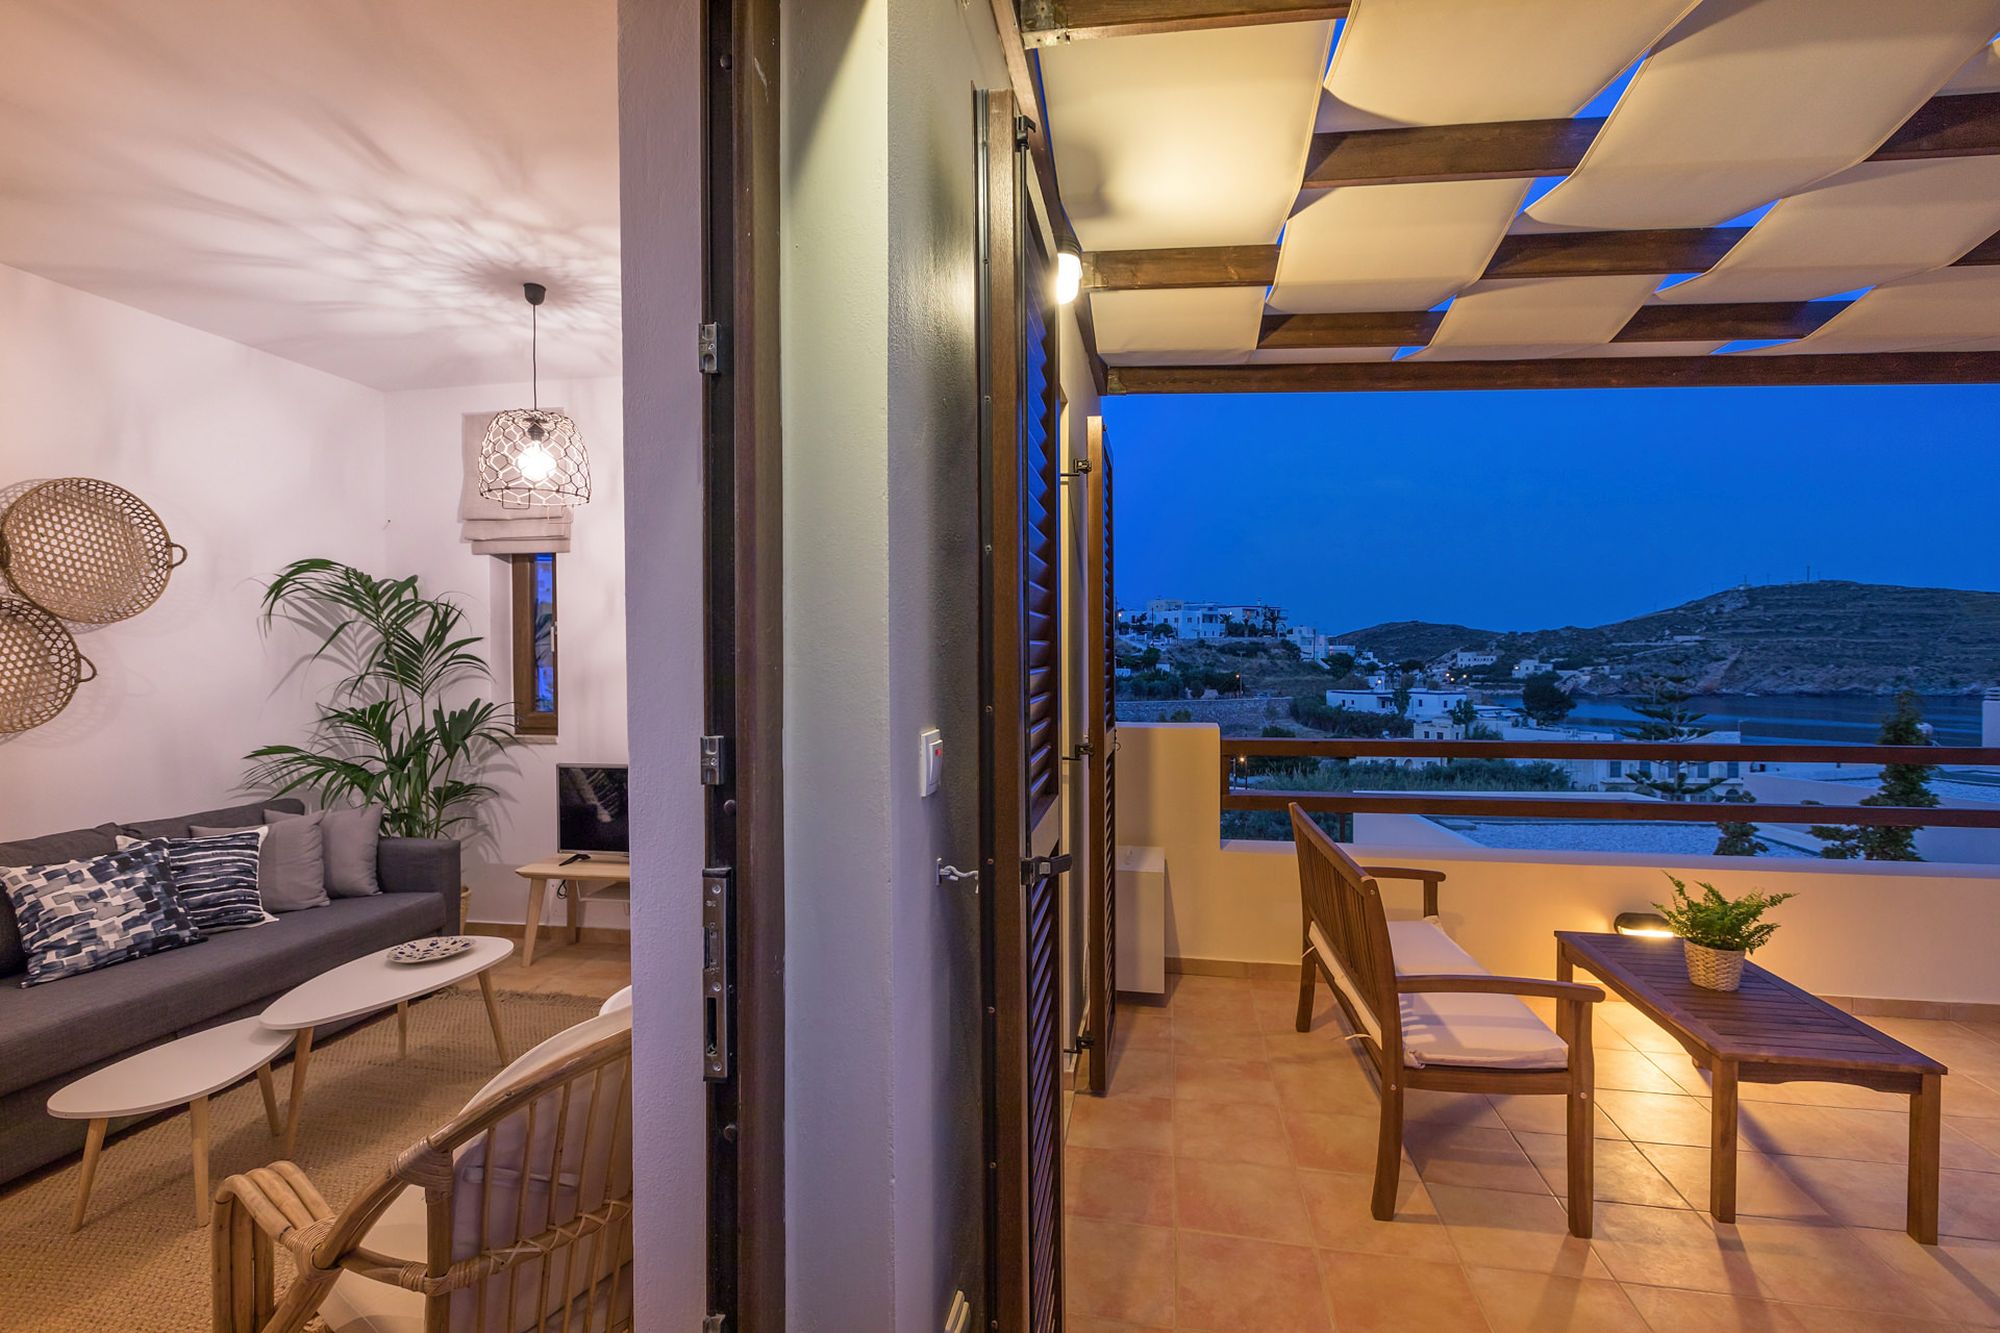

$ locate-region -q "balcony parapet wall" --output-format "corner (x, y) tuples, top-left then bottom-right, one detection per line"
(1116, 722), (2000, 1009)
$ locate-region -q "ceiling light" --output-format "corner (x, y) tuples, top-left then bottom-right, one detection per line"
(479, 283), (591, 508)
(1055, 247), (1082, 306)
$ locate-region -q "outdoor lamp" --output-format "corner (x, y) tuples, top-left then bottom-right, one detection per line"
(1614, 911), (1674, 938)
(479, 283), (592, 508)
(1055, 246), (1082, 305)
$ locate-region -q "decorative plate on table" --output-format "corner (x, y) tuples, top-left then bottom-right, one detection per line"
(389, 936), (475, 965)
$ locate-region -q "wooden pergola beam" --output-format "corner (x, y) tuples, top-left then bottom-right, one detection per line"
(1087, 223), (2000, 292)
(1104, 350), (2000, 393)
(1300, 91), (2000, 190)
(1254, 300), (1852, 352)
(1019, 0), (1348, 46)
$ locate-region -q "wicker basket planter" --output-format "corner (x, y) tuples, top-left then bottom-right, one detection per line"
(1683, 940), (1747, 992)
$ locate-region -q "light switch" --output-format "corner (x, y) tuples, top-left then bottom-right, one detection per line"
(920, 727), (944, 797)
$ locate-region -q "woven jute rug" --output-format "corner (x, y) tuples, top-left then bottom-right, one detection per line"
(0, 989), (600, 1333)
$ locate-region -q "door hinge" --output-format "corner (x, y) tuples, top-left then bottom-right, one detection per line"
(1023, 852), (1074, 880)
(698, 322), (726, 375)
(702, 868), (733, 1081)
(699, 734), (729, 786)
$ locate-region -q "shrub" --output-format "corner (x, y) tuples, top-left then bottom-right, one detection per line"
(1653, 875), (1795, 953)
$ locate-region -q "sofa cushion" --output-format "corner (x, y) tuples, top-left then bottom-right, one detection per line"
(120, 831), (275, 933)
(0, 829), (120, 979)
(2, 841), (203, 987)
(0, 890), (442, 1098)
(1309, 919), (1569, 1071)
(117, 797), (306, 843)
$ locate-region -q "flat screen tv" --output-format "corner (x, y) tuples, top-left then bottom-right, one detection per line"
(558, 764), (630, 858)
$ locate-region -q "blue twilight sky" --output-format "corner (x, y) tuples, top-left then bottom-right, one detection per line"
(1103, 385), (2000, 636)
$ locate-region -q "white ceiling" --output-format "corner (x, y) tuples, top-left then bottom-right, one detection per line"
(0, 0), (620, 391)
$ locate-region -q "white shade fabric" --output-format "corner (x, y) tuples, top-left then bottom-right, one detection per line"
(1747, 268), (2000, 354)
(1412, 274), (1662, 360)
(1318, 0), (1697, 132)
(1091, 287), (1266, 365)
(1270, 180), (1527, 315)
(1528, 0), (2000, 231)
(1038, 22), (1333, 251)
(1658, 158), (2000, 304)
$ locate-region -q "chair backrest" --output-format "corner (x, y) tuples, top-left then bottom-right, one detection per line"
(1289, 803), (1402, 1068)
(333, 1019), (636, 1333)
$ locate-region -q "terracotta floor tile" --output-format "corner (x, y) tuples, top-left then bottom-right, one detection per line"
(1063, 1217), (1176, 1327)
(1172, 1099), (1293, 1166)
(1514, 1132), (1688, 1208)
(1113, 1012), (1172, 1053)
(1066, 1146), (1175, 1227)
(1946, 1073), (2000, 1120)
(1463, 1267), (1648, 1333)
(1639, 1143), (1829, 1221)
(1407, 1090), (1507, 1133)
(1764, 1305), (1964, 1332)
(1102, 1046), (1172, 1099)
(1172, 1055), (1279, 1105)
(1174, 1157), (1310, 1243)
(1168, 1024), (1268, 1058)
(1270, 1051), (1376, 1116)
(1848, 1227), (2000, 1327)
(1774, 1154), (2000, 1239)
(1588, 1201), (1766, 1295)
(1319, 1251), (1490, 1333)
(1295, 1169), (1456, 1260)
(1166, 986), (1259, 1026)
(1880, 1021), (2000, 1077)
(1284, 1107), (1393, 1176)
(1176, 1231), (1332, 1332)
(1619, 1284), (1804, 1333)
(1486, 1093), (1619, 1139)
(1724, 1216), (1950, 1317)
(1068, 1094), (1174, 1155)
(1945, 1115), (2000, 1167)
(1403, 1124), (1553, 1196)
(1065, 1319), (1169, 1333)
(1597, 1089), (1714, 1147)
(1599, 1008), (1685, 1054)
(1596, 1048), (1688, 1095)
(1426, 1184), (1607, 1278)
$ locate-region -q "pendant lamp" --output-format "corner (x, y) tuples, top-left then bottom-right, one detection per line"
(479, 282), (591, 507)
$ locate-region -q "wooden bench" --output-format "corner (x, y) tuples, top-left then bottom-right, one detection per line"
(1556, 930), (1949, 1243)
(1290, 805), (1605, 1237)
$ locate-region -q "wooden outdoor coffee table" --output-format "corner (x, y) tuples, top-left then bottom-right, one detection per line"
(1555, 931), (1947, 1243)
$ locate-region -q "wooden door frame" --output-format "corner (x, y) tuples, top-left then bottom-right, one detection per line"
(701, 0), (783, 1326)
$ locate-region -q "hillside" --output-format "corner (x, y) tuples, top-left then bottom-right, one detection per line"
(1338, 581), (2000, 695)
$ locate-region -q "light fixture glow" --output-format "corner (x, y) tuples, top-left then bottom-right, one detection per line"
(1055, 249), (1082, 305)
(478, 282), (591, 508)
(1614, 911), (1674, 939)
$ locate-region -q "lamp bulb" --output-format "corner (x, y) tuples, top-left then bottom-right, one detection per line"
(517, 442), (558, 483)
(1055, 250), (1082, 305)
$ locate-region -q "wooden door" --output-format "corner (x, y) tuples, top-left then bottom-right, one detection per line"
(1083, 418), (1117, 1095)
(979, 87), (1067, 1333)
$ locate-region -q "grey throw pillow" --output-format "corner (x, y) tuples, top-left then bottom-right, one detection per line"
(270, 805), (382, 897)
(193, 811), (327, 912)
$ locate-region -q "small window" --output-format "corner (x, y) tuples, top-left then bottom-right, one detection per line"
(511, 552), (558, 736)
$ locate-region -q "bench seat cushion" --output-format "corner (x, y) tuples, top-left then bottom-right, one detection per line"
(1310, 919), (1569, 1071)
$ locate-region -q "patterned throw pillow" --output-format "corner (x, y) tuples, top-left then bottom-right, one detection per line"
(0, 840), (202, 987)
(118, 830), (274, 934)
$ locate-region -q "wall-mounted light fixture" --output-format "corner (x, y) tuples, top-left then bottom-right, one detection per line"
(1614, 911), (1674, 939)
(479, 283), (591, 508)
(1055, 244), (1082, 306)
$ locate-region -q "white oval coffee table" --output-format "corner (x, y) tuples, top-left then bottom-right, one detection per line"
(48, 1017), (292, 1230)
(260, 937), (516, 1156)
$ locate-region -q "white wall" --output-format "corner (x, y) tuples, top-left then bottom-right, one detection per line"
(0, 262), (387, 838)
(380, 376), (630, 929)
(1119, 723), (2000, 1006)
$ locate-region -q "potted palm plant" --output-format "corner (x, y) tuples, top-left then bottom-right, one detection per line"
(247, 558), (519, 838)
(1653, 875), (1796, 992)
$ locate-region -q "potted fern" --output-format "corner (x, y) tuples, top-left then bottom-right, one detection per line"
(1654, 875), (1796, 992)
(246, 558), (519, 838)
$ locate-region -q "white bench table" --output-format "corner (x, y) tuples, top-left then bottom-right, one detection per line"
(259, 937), (515, 1157)
(48, 1017), (292, 1230)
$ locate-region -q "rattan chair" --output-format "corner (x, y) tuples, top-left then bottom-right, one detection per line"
(210, 1015), (633, 1333)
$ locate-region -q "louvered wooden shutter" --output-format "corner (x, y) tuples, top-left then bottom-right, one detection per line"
(1022, 289), (1062, 829)
(1084, 419), (1117, 1095)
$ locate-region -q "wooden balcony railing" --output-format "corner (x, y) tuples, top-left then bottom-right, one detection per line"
(1219, 738), (2000, 830)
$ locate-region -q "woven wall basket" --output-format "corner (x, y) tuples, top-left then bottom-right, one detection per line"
(0, 477), (186, 624)
(0, 596), (94, 733)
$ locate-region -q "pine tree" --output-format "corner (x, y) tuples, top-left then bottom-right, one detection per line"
(1713, 789), (1766, 856)
(1812, 691), (1938, 861)
(1621, 663), (1722, 801)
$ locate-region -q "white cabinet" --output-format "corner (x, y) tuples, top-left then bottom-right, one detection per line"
(1115, 845), (1167, 996)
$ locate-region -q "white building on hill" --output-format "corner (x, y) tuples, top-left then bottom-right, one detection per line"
(1326, 685), (1467, 719)
(1145, 598), (1285, 640)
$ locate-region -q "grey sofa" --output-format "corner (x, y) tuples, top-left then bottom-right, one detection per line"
(0, 798), (460, 1188)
